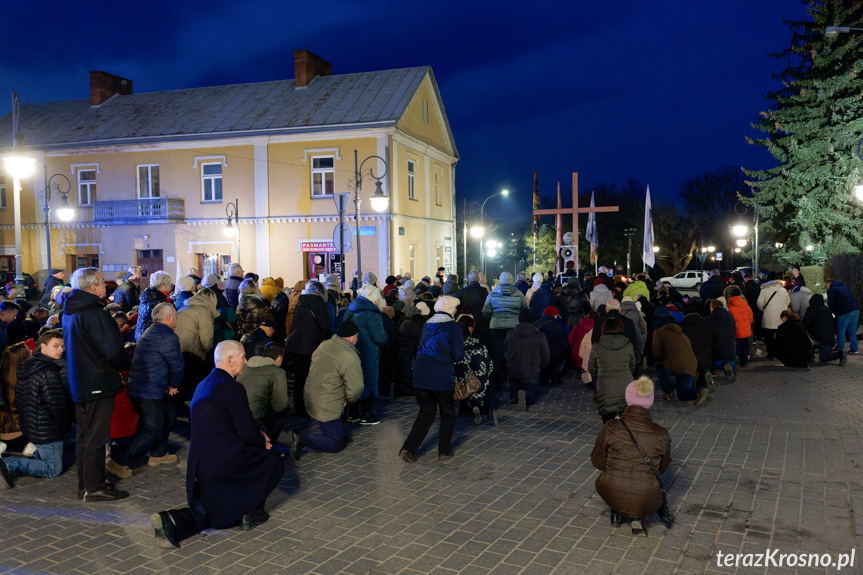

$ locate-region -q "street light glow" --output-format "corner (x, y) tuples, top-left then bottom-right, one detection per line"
(3, 154), (36, 178)
(470, 226), (484, 238)
(732, 224), (748, 237)
(652, 246), (659, 253)
(369, 181), (389, 213)
(806, 244), (814, 252)
(487, 249), (497, 258)
(734, 248), (741, 253)
(855, 181), (863, 202)
(736, 239), (747, 247)
(707, 246), (715, 253)
(501, 189), (509, 197)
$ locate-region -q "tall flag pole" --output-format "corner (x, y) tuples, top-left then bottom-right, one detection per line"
(586, 190), (598, 275)
(533, 167), (540, 274)
(642, 185), (655, 272)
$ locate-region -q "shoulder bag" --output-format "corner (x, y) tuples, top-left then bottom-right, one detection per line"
(618, 417), (675, 528)
(454, 370), (481, 401)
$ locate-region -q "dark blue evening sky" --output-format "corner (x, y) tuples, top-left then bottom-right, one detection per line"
(0, 0), (798, 227)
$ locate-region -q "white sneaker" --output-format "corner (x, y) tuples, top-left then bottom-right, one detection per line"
(23, 443), (37, 457)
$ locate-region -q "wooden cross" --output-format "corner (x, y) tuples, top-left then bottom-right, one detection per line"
(532, 172), (619, 271)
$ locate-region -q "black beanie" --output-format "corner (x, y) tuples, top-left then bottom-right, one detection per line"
(336, 320), (359, 338)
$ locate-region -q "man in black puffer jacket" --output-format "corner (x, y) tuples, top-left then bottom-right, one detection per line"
(63, 268), (132, 501)
(0, 330), (70, 488)
(803, 294), (844, 365)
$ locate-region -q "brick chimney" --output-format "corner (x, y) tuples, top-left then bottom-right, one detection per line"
(90, 71), (133, 106)
(294, 50), (332, 88)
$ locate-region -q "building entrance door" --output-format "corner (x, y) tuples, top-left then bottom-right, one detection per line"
(136, 249), (164, 280)
(196, 253), (231, 279)
(305, 253), (342, 282)
(66, 254), (100, 273)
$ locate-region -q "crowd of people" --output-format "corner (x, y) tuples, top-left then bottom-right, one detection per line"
(0, 260), (857, 544)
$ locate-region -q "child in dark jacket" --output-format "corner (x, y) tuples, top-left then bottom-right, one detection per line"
(1, 330), (70, 487)
(504, 310), (550, 411)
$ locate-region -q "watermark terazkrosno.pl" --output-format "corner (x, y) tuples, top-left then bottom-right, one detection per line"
(716, 549), (856, 570)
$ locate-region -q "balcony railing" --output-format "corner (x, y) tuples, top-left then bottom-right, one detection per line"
(93, 198), (185, 223)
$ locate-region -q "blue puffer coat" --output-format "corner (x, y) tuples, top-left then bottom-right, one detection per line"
(482, 283), (529, 329)
(413, 313), (465, 391)
(529, 284), (556, 321)
(127, 322), (185, 400)
(341, 296), (388, 399)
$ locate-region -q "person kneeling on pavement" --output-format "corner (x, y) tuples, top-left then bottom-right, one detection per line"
(290, 320), (364, 460)
(108, 303), (184, 477)
(151, 340), (283, 548)
(505, 310), (550, 411)
(591, 377), (672, 535)
(652, 321), (707, 406)
(237, 342), (290, 443)
(0, 330), (70, 488)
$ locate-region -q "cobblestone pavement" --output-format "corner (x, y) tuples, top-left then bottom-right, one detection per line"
(1, 353), (862, 575)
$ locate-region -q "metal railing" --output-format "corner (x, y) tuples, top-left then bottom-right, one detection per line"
(93, 198), (185, 222)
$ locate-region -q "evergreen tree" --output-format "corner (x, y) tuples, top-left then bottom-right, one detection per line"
(744, 0), (863, 265)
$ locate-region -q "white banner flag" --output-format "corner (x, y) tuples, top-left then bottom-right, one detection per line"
(642, 186), (655, 268)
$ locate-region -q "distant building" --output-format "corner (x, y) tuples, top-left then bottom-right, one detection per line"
(0, 50), (458, 286)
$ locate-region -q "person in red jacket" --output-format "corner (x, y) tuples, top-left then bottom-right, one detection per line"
(726, 288), (754, 367)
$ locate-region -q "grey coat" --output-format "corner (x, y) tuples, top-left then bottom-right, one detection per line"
(588, 334), (636, 418)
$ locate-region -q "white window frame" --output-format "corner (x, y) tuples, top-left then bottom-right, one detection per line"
(77, 169), (96, 206)
(137, 164), (160, 199)
(0, 175), (6, 210)
(201, 162), (223, 203)
(310, 155), (335, 198)
(407, 158), (416, 200)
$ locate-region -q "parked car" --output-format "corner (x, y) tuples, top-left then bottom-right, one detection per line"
(0, 271), (39, 300)
(734, 267), (769, 282)
(659, 270), (709, 290)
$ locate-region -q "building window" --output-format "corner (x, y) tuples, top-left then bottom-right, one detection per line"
(78, 169), (96, 206)
(311, 156), (334, 198)
(202, 163), (223, 203)
(137, 165), (160, 199)
(0, 175), (6, 210)
(434, 171), (440, 206)
(407, 159), (416, 200)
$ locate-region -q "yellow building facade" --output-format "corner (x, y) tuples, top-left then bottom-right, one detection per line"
(0, 52), (458, 288)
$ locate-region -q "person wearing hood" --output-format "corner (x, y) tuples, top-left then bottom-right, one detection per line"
(173, 276), (197, 311)
(341, 284), (387, 425)
(236, 342), (289, 443)
(623, 274), (651, 302)
(529, 275), (557, 321)
(135, 271), (173, 342)
(652, 322), (701, 404)
(589, 278), (613, 311)
(258, 277), (279, 303)
(0, 330), (69, 486)
(176, 288), (220, 399)
(284, 280), (306, 335)
(826, 278), (860, 355)
(556, 276), (589, 330)
(63, 268), (132, 501)
(802, 294), (845, 365)
(534, 307), (569, 385)
(284, 281), (331, 418)
(482, 272), (529, 386)
(706, 300), (738, 382)
(399, 296), (465, 463)
(591, 377), (672, 535)
(504, 310), (550, 410)
(589, 317), (637, 421)
(757, 275), (791, 358)
(726, 288), (753, 367)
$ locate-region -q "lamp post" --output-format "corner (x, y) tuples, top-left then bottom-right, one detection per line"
(479, 189), (509, 277)
(225, 198), (240, 264)
(38, 171), (75, 274)
(4, 92), (37, 299)
(347, 150), (389, 282)
(826, 26), (863, 37)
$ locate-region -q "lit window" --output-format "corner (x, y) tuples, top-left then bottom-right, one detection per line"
(0, 175), (6, 210)
(137, 165), (160, 199)
(78, 170), (96, 206)
(408, 159), (416, 200)
(202, 163), (223, 202)
(311, 156), (335, 198)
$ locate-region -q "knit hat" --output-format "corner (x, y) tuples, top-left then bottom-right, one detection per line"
(274, 277), (284, 290)
(543, 306), (560, 316)
(416, 302), (431, 316)
(202, 273), (219, 289)
(259, 277), (278, 302)
(385, 275), (397, 285)
(499, 271), (513, 285)
(336, 319), (359, 338)
(594, 277), (605, 287)
(625, 377), (655, 409)
(178, 276), (196, 292)
(362, 272), (377, 286)
(325, 274), (340, 287)
(392, 300), (406, 313)
(434, 295), (460, 316)
(532, 273), (543, 285)
(359, 284), (381, 302)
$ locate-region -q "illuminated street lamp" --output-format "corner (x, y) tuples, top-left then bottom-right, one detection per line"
(736, 239), (747, 248)
(347, 150), (389, 281)
(38, 172), (76, 273)
(479, 189), (510, 276)
(470, 226), (484, 239)
(732, 224), (748, 237)
(826, 26), (863, 37)
(4, 93), (37, 298)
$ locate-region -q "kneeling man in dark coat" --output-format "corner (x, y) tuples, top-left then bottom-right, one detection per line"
(151, 340), (284, 548)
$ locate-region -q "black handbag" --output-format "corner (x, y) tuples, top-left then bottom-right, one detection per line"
(618, 417), (675, 528)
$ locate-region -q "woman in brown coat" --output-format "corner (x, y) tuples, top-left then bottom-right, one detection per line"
(591, 376), (672, 535)
(284, 280), (306, 335)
